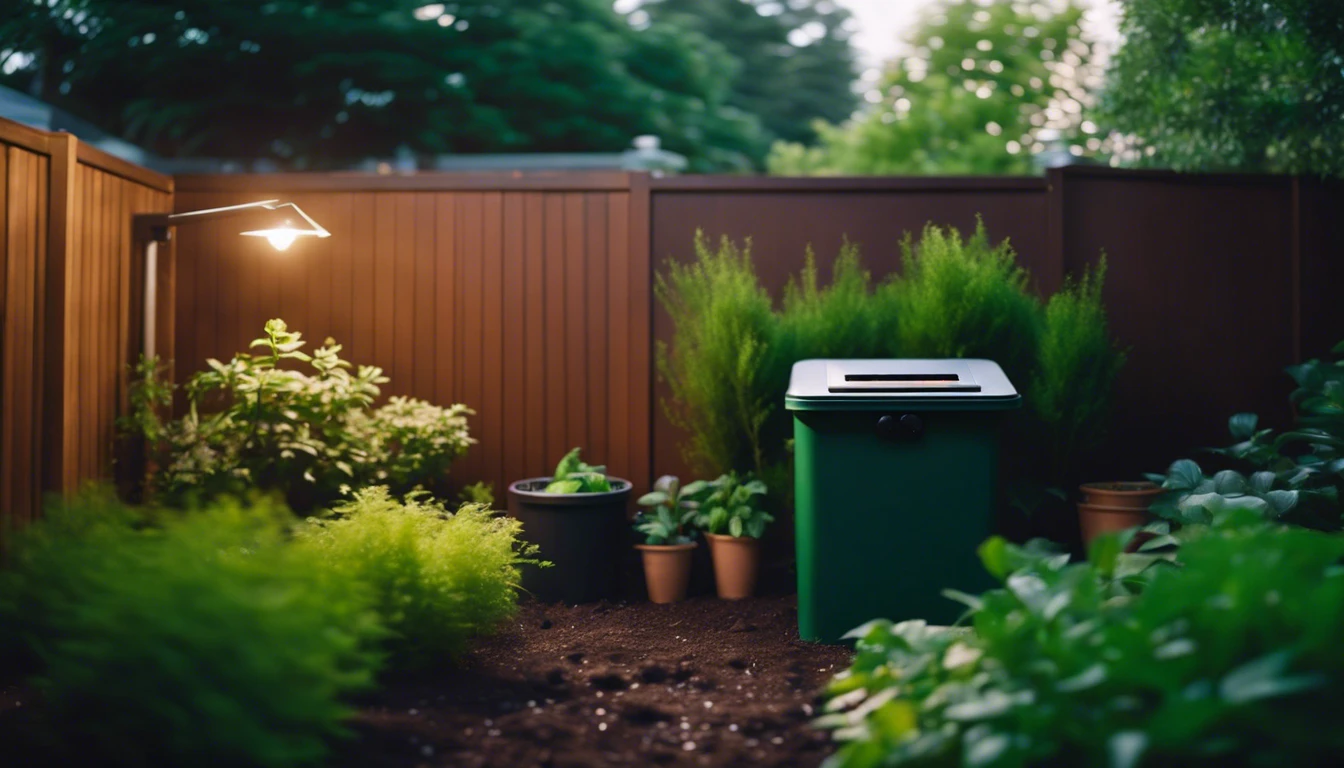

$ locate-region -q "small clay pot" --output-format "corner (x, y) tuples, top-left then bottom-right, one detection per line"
(1079, 481), (1163, 510)
(1078, 501), (1149, 547)
(706, 533), (761, 600)
(636, 542), (697, 604)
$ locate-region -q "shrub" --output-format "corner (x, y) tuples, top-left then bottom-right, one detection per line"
(884, 222), (1041, 388)
(127, 319), (474, 512)
(656, 232), (777, 480)
(656, 221), (1124, 508)
(0, 492), (384, 767)
(821, 514), (1344, 767)
(294, 487), (541, 668)
(1028, 259), (1126, 482)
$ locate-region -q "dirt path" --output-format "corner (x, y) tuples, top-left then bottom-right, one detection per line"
(341, 595), (853, 768)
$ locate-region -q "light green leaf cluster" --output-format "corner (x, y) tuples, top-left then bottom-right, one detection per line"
(543, 447), (613, 494)
(294, 487), (542, 668)
(0, 492), (384, 767)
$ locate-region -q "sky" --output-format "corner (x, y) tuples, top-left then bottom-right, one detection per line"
(839, 0), (1123, 68)
(613, 1), (1123, 71)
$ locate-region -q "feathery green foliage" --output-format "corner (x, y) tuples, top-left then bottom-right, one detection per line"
(656, 232), (778, 479)
(656, 221), (1124, 508)
(1029, 259), (1126, 480)
(887, 222), (1041, 387)
(295, 487), (541, 669)
(0, 492), (384, 767)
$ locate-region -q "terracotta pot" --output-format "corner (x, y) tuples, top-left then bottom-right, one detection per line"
(1078, 501), (1149, 548)
(706, 533), (761, 600)
(636, 542), (697, 604)
(1079, 481), (1163, 510)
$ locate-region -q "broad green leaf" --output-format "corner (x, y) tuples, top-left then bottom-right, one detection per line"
(729, 516), (744, 538)
(638, 491), (669, 507)
(1249, 471), (1276, 494)
(1212, 470), (1248, 495)
(1107, 731), (1148, 768)
(544, 479), (583, 494)
(1228, 412), (1258, 440)
(977, 536), (1011, 580)
(1165, 459), (1204, 491)
(1219, 650), (1325, 704)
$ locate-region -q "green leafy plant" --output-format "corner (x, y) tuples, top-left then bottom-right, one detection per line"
(634, 475), (698, 545)
(0, 491), (384, 767)
(686, 472), (773, 538)
(656, 222), (1124, 516)
(821, 514), (1344, 767)
(656, 232), (780, 483)
(458, 480), (495, 507)
(1153, 342), (1344, 532)
(543, 447), (613, 494)
(1147, 459), (1301, 528)
(294, 487), (542, 668)
(125, 319), (474, 512)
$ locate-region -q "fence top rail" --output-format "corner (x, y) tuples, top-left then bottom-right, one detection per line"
(175, 170), (639, 193)
(1051, 164), (1304, 187)
(650, 175), (1048, 193)
(0, 117), (53, 155)
(75, 142), (173, 193)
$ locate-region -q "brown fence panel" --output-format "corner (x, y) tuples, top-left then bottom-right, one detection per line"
(647, 176), (1052, 483)
(0, 118), (171, 532)
(1048, 166), (1328, 480)
(1, 126), (51, 528)
(171, 173), (653, 498)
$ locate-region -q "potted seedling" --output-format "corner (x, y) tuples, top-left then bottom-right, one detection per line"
(508, 447), (631, 603)
(633, 476), (699, 604)
(689, 473), (773, 600)
(1077, 481), (1163, 547)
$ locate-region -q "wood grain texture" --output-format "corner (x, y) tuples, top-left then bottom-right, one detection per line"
(171, 184), (655, 502)
(0, 121), (170, 532)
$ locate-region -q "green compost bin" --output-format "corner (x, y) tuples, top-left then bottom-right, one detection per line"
(786, 359), (1021, 642)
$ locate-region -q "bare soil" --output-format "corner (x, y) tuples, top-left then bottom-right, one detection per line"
(339, 595), (852, 768)
(0, 595), (852, 767)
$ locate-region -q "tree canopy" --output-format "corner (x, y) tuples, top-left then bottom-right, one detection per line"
(639, 0), (859, 155)
(0, 0), (767, 170)
(767, 0), (1100, 175)
(1102, 0), (1344, 176)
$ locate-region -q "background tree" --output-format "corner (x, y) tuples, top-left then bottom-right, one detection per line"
(638, 0), (859, 159)
(0, 0), (765, 171)
(1103, 0), (1344, 176)
(767, 0), (1101, 175)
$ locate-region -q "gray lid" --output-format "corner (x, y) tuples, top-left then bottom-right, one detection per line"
(785, 359), (1020, 411)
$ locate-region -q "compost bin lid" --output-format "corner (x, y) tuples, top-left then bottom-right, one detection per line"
(784, 359), (1021, 411)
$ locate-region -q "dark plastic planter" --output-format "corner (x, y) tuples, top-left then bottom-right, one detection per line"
(508, 477), (632, 603)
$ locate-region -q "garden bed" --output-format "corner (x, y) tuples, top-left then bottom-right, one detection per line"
(338, 595), (850, 768)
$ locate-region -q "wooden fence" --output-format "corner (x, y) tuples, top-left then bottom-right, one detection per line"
(3, 110), (1342, 531)
(0, 118), (173, 528)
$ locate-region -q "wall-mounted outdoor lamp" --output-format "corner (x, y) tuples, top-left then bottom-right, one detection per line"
(133, 200), (330, 359)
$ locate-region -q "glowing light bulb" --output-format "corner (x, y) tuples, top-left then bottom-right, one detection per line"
(266, 230), (298, 251)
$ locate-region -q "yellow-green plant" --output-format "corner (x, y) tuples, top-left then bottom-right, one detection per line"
(0, 492), (384, 767)
(294, 487), (542, 668)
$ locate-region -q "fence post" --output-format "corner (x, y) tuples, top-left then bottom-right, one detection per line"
(41, 132), (78, 497)
(628, 172), (653, 490)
